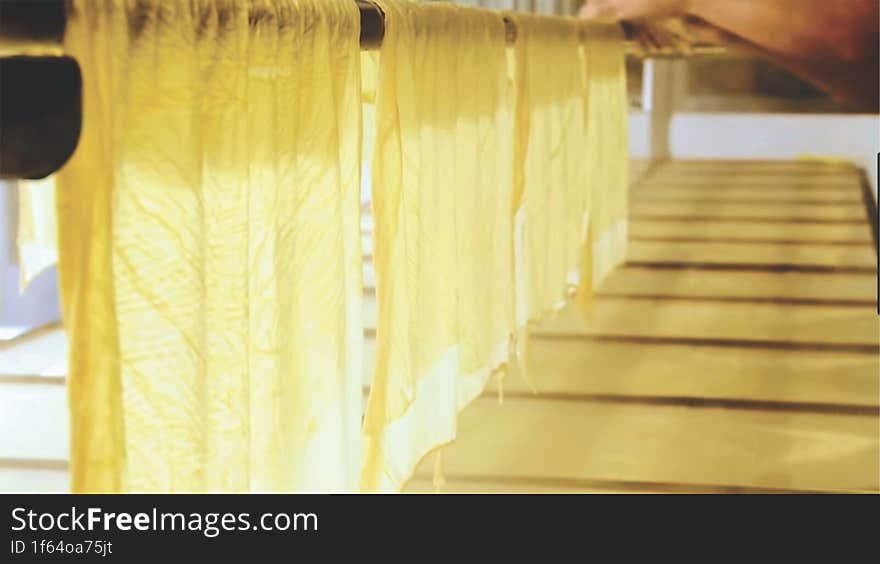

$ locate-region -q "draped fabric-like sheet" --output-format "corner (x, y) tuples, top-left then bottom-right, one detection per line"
(580, 22), (629, 293)
(505, 13), (588, 333)
(57, 0), (363, 492)
(362, 0), (514, 492)
(17, 176), (58, 290)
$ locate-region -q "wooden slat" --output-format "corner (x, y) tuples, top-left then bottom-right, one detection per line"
(631, 201), (867, 221)
(0, 468), (68, 493)
(405, 477), (608, 493)
(629, 159), (652, 176)
(364, 297), (377, 331)
(650, 162), (860, 175)
(412, 397), (879, 492)
(633, 185), (864, 201)
(659, 160), (857, 171)
(364, 260), (375, 288)
(6, 359), (875, 493)
(366, 322), (879, 407)
(0, 326), (66, 377)
(536, 301), (879, 347)
(364, 288), (880, 346)
(363, 339), (376, 384)
(625, 240), (877, 269)
(0, 383), (68, 461)
(366, 256), (876, 302)
(404, 476), (807, 494)
(641, 178), (860, 189)
(653, 167), (859, 177)
(633, 194), (864, 206)
(0, 326), (37, 342)
(405, 474), (845, 494)
(0, 323), (62, 352)
(486, 339), (879, 407)
(657, 169), (858, 176)
(646, 166), (859, 178)
(362, 297), (879, 349)
(629, 219), (873, 242)
(598, 267), (876, 302)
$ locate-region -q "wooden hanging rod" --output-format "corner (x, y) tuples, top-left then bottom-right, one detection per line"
(0, 0), (721, 179)
(0, 0), (719, 56)
(357, 0), (385, 50)
(356, 1), (724, 57)
(357, 1), (518, 49)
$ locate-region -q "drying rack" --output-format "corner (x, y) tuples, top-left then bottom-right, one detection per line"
(0, 0), (722, 180)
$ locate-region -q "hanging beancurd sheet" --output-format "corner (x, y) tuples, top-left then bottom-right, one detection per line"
(580, 22), (629, 293)
(16, 176), (59, 291)
(57, 0), (364, 493)
(505, 13), (589, 328)
(362, 0), (514, 492)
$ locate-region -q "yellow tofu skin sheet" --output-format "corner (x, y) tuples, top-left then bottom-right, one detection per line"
(362, 0), (514, 492)
(16, 176), (59, 291)
(506, 13), (589, 327)
(48, 0), (629, 494)
(57, 0), (364, 493)
(580, 22), (629, 298)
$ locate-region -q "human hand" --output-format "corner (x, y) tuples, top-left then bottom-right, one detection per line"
(579, 0), (695, 21)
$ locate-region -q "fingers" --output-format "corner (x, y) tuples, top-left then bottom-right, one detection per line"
(579, 1), (622, 22)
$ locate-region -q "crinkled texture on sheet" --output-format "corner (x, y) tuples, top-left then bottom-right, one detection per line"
(57, 0), (363, 493)
(580, 22), (630, 297)
(506, 13), (589, 326)
(362, 0), (514, 492)
(17, 176), (58, 291)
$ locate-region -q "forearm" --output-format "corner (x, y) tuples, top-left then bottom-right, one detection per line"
(773, 56), (880, 112)
(688, 0), (879, 64)
(685, 0), (880, 111)
(580, 0), (880, 110)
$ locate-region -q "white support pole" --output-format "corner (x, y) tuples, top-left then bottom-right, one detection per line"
(642, 58), (687, 161)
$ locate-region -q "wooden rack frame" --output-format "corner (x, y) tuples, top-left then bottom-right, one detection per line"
(0, 0), (719, 179)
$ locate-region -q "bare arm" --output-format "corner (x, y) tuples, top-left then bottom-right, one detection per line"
(580, 0), (880, 111)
